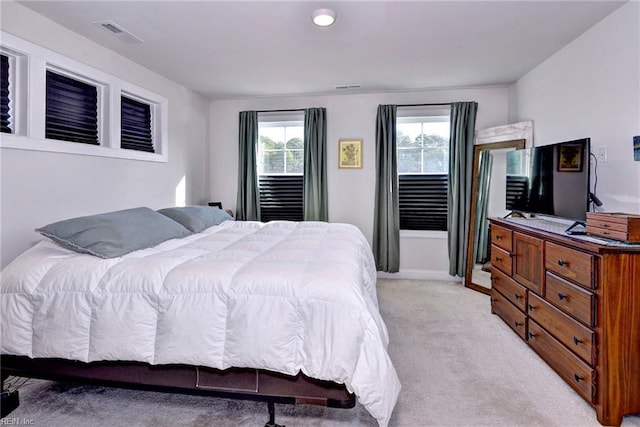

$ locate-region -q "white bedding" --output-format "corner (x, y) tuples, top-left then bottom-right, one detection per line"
(0, 220), (400, 426)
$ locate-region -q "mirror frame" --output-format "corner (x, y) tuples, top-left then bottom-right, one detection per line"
(464, 139), (526, 295)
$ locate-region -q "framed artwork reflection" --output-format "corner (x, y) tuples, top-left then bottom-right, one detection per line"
(339, 139), (362, 169)
(557, 143), (583, 172)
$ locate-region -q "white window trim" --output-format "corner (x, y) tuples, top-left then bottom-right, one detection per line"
(0, 31), (168, 163)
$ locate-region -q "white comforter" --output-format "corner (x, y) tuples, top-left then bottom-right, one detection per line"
(0, 220), (400, 425)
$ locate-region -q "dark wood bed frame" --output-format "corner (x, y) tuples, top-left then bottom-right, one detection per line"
(0, 355), (355, 426)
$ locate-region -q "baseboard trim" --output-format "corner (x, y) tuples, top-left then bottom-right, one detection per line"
(377, 270), (461, 282)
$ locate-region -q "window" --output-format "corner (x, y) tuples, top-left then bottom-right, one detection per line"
(0, 31), (168, 162)
(258, 119), (304, 222)
(121, 95), (154, 152)
(1, 53), (11, 133)
(397, 113), (450, 231)
(45, 70), (98, 145)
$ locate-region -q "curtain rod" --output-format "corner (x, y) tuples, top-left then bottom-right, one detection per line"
(256, 108), (306, 113)
(396, 103), (451, 107)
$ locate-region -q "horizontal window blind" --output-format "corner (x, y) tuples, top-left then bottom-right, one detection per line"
(1, 54), (11, 133)
(121, 96), (154, 152)
(259, 175), (303, 222)
(46, 70), (98, 145)
(399, 174), (448, 230)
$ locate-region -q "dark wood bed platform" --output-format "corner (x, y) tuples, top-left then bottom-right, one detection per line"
(0, 355), (355, 426)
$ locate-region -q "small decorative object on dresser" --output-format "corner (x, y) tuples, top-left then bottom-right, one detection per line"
(489, 217), (640, 427)
(586, 212), (640, 243)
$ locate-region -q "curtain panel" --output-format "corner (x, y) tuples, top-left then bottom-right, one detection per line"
(236, 111), (260, 221)
(447, 102), (478, 277)
(303, 108), (328, 221)
(373, 104), (400, 273)
(474, 151), (493, 264)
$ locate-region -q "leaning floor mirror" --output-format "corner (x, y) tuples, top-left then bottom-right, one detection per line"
(464, 139), (526, 294)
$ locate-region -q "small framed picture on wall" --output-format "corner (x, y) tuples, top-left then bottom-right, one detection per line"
(338, 139), (363, 169)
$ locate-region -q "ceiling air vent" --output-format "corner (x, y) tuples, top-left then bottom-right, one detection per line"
(335, 84), (362, 90)
(93, 20), (143, 44)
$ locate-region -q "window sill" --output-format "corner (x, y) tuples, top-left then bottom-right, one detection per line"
(0, 134), (167, 163)
(400, 229), (447, 239)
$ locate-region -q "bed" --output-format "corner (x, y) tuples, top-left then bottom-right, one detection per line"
(0, 207), (400, 426)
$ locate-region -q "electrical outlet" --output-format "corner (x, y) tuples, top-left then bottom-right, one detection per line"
(598, 146), (608, 163)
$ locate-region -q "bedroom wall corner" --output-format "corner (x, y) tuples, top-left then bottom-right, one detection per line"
(0, 1), (210, 268)
(509, 1), (640, 214)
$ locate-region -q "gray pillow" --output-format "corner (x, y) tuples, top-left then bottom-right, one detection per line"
(157, 206), (233, 233)
(36, 207), (193, 258)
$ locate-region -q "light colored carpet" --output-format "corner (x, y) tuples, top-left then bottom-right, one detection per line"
(4, 279), (640, 426)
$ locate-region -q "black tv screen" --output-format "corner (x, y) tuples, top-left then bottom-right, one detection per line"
(506, 138), (591, 221)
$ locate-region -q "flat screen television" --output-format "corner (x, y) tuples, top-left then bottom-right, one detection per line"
(506, 138), (591, 222)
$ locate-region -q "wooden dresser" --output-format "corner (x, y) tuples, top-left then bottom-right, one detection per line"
(489, 217), (640, 426)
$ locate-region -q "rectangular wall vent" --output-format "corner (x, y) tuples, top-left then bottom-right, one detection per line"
(93, 20), (143, 44)
(335, 84), (362, 90)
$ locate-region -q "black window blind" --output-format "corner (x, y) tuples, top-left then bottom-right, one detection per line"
(121, 96), (154, 152)
(259, 175), (303, 222)
(398, 174), (448, 231)
(45, 70), (98, 145)
(1, 54), (11, 134)
(506, 175), (529, 211)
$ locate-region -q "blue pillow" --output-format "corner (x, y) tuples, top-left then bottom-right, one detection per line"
(157, 206), (233, 233)
(36, 207), (192, 258)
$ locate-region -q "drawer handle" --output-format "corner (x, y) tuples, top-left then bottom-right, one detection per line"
(602, 223), (610, 228)
(574, 374), (583, 383)
(514, 294), (522, 300)
(527, 332), (536, 339)
(514, 321), (523, 328)
(573, 337), (584, 346)
(528, 304), (535, 311)
(558, 293), (567, 301)
(495, 256), (502, 262)
(496, 234), (503, 240)
(557, 259), (568, 266)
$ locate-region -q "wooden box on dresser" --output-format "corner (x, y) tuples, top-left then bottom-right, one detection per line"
(489, 217), (640, 426)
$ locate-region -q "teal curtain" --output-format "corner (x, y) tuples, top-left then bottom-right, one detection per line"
(474, 151), (493, 264)
(448, 102), (478, 277)
(303, 108), (328, 221)
(235, 111), (260, 221)
(373, 105), (400, 273)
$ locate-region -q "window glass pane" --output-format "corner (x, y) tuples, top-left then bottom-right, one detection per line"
(397, 117), (449, 174)
(258, 122), (303, 175)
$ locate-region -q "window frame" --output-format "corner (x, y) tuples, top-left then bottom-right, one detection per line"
(257, 118), (305, 176)
(257, 113), (305, 222)
(0, 31), (168, 163)
(396, 107), (451, 233)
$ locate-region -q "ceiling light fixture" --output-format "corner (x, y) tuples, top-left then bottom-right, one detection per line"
(312, 8), (336, 27)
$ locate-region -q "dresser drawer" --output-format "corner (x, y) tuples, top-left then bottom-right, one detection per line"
(528, 320), (595, 404)
(545, 242), (594, 289)
(586, 226), (629, 242)
(491, 224), (513, 252)
(528, 293), (595, 365)
(491, 288), (526, 340)
(545, 272), (595, 327)
(491, 245), (513, 276)
(492, 268), (527, 312)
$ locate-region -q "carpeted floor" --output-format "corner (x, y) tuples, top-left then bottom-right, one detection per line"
(4, 279), (640, 426)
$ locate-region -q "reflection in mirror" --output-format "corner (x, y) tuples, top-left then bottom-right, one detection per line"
(464, 140), (525, 294)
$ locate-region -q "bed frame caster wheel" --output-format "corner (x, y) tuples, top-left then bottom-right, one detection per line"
(264, 401), (285, 427)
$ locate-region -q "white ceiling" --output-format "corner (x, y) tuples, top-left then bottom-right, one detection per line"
(18, 0), (626, 100)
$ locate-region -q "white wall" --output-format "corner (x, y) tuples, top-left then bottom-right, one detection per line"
(509, 1), (640, 214)
(209, 87), (510, 279)
(0, 2), (210, 267)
